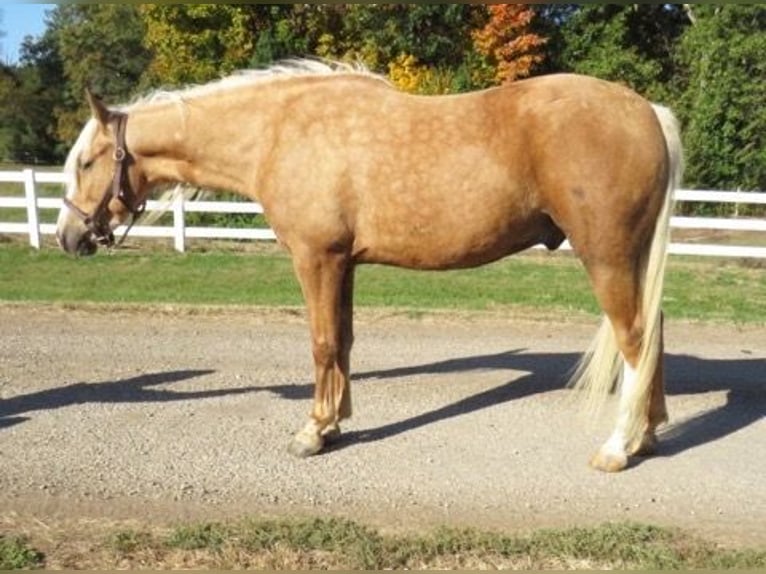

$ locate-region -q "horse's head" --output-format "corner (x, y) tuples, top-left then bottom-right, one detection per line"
(56, 91), (147, 255)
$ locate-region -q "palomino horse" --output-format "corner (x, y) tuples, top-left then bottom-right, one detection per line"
(57, 61), (683, 472)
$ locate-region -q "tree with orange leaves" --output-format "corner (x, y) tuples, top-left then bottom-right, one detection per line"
(472, 4), (546, 85)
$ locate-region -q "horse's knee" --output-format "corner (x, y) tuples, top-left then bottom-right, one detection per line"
(312, 338), (338, 367)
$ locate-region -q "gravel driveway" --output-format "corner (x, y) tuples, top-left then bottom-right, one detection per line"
(0, 305), (764, 546)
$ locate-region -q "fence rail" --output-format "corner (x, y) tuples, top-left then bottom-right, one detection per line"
(1, 168), (765, 258)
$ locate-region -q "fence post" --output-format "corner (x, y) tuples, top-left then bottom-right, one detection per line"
(172, 192), (186, 253)
(23, 168), (41, 249)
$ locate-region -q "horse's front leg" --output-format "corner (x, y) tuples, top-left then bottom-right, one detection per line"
(321, 264), (355, 443)
(288, 250), (354, 457)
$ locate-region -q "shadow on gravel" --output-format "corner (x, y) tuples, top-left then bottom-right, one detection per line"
(0, 370), (261, 429)
(653, 354), (765, 460)
(339, 350), (575, 449)
(260, 349), (764, 463)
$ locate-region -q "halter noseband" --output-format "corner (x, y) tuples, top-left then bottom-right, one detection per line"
(63, 111), (145, 249)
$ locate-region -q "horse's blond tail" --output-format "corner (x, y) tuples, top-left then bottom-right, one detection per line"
(570, 104), (683, 446)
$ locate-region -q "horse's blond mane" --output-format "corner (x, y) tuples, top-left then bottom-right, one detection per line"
(61, 60), (385, 223)
(67, 59), (384, 168)
(127, 59), (385, 110)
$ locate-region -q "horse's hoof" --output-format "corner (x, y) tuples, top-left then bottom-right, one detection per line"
(321, 423), (341, 443)
(590, 450), (628, 473)
(287, 433), (323, 458)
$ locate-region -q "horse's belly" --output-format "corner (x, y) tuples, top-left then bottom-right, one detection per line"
(353, 211), (559, 270)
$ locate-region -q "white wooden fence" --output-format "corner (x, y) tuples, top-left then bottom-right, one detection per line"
(1, 168), (765, 258)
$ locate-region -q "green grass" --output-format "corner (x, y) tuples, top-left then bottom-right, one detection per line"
(0, 535), (43, 570)
(1, 243), (764, 323)
(1, 243), (764, 322)
(0, 243), (302, 306)
(11, 518), (764, 569)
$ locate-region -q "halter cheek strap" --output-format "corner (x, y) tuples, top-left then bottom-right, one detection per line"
(63, 111), (146, 249)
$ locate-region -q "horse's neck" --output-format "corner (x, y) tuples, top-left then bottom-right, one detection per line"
(129, 96), (265, 199)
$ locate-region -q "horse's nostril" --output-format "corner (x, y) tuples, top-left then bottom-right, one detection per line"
(76, 235), (98, 256)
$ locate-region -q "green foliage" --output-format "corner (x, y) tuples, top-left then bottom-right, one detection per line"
(167, 522), (230, 551)
(554, 4), (687, 101)
(677, 5), (766, 194)
(0, 66), (24, 161)
(0, 25), (65, 163)
(343, 5), (484, 71)
(140, 5), (254, 86)
(0, 535), (44, 570)
(51, 4), (151, 144)
(250, 5), (328, 66)
(2, 5), (764, 196)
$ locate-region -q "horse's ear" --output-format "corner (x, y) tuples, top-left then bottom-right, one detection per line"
(85, 87), (112, 128)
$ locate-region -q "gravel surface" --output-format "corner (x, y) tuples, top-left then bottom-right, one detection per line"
(0, 304), (764, 546)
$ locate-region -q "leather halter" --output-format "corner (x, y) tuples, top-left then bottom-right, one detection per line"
(63, 111), (145, 249)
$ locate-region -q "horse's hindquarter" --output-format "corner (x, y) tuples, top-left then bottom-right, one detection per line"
(519, 75), (670, 261)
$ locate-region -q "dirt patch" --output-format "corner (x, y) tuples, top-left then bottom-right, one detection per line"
(1, 304), (764, 549)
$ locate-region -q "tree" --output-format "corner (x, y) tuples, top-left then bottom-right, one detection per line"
(677, 5), (766, 194)
(0, 24), (65, 164)
(472, 4), (546, 84)
(325, 5), (482, 71)
(320, 5), (486, 93)
(140, 5), (258, 86)
(249, 5), (338, 66)
(51, 4), (151, 144)
(0, 65), (20, 161)
(554, 5), (687, 101)
(0, 8), (6, 62)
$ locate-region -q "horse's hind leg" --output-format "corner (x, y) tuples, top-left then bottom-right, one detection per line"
(288, 248), (354, 457)
(627, 312), (667, 457)
(585, 262), (667, 472)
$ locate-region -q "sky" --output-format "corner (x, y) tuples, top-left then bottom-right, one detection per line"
(1, 3), (56, 65)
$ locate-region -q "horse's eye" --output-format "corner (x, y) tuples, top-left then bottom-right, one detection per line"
(79, 158), (94, 171)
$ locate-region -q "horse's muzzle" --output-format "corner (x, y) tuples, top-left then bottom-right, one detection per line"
(57, 226), (99, 256)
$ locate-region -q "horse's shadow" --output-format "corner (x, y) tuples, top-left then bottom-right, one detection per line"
(655, 354), (764, 457)
(264, 349), (765, 459)
(2, 351), (762, 462)
(0, 370), (260, 430)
